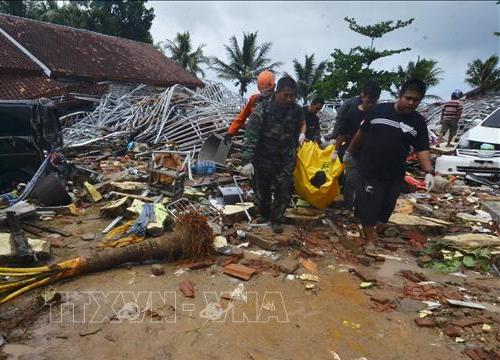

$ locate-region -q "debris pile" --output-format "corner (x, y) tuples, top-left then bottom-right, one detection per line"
(63, 82), (243, 152)
(0, 82), (499, 359)
(420, 95), (500, 136)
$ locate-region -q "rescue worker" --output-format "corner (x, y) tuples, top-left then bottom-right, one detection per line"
(328, 80), (381, 161)
(345, 78), (435, 254)
(225, 70), (276, 140)
(437, 90), (463, 147)
(304, 97), (325, 143)
(334, 80), (381, 212)
(241, 76), (306, 233)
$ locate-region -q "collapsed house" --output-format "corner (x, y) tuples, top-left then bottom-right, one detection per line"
(0, 14), (203, 101)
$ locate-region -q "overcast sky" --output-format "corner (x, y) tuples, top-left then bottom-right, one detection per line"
(150, 1), (500, 100)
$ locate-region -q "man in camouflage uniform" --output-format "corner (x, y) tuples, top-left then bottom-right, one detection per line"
(241, 77), (306, 233)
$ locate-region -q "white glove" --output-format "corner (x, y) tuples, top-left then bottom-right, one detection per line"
(299, 133), (306, 145)
(332, 151), (338, 161)
(241, 163), (255, 177)
(425, 173), (435, 192)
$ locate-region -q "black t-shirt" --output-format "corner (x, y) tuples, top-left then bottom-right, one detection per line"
(304, 106), (321, 142)
(338, 106), (367, 142)
(359, 102), (430, 180)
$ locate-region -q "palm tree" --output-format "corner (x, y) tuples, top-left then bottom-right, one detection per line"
(210, 32), (282, 96)
(393, 57), (443, 99)
(293, 54), (326, 104)
(397, 57), (443, 88)
(164, 32), (208, 78)
(465, 55), (500, 94)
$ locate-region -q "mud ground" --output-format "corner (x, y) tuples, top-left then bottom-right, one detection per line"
(0, 208), (498, 360)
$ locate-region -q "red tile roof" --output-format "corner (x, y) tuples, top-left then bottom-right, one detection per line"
(0, 31), (40, 73)
(0, 14), (204, 88)
(0, 73), (66, 100)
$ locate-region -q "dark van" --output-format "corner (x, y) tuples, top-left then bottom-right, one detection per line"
(0, 99), (62, 191)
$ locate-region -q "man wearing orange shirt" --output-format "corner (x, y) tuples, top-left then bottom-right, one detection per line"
(225, 71), (276, 139)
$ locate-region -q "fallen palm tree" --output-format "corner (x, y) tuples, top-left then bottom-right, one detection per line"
(0, 211), (214, 305)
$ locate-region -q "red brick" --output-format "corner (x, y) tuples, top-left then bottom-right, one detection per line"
(400, 270), (427, 283)
(178, 281), (195, 298)
(50, 238), (65, 248)
(384, 244), (399, 251)
(415, 318), (436, 328)
(453, 317), (484, 328)
(464, 349), (482, 360)
(370, 296), (390, 305)
(444, 326), (462, 337)
(223, 263), (256, 281)
(186, 259), (214, 270)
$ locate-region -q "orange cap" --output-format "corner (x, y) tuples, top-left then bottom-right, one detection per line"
(257, 71), (275, 92)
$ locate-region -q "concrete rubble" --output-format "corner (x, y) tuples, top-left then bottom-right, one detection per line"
(420, 95), (500, 137)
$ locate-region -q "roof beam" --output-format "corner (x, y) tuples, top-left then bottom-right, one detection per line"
(0, 25), (51, 77)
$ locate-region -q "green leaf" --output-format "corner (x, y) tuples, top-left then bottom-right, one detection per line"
(426, 259), (462, 273)
(462, 255), (476, 268)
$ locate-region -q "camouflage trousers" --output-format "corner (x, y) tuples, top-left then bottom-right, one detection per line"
(253, 161), (295, 224)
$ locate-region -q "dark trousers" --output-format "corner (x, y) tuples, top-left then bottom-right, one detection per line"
(254, 164), (293, 224)
(354, 176), (403, 226)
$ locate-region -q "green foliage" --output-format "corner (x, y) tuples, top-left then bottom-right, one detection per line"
(163, 32), (208, 77)
(210, 32), (282, 96)
(315, 17), (414, 99)
(0, 1), (155, 43)
(293, 54), (326, 104)
(393, 56), (444, 98)
(423, 241), (492, 273)
(465, 55), (500, 94)
(314, 48), (397, 99)
(426, 258), (462, 273)
(344, 17), (414, 41)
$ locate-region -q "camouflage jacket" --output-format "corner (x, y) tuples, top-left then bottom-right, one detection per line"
(242, 96), (304, 167)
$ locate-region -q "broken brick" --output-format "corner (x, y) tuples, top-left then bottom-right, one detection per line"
(179, 281), (195, 298)
(223, 263), (256, 281)
(444, 326), (462, 337)
(352, 267), (377, 282)
(384, 243), (399, 251)
(399, 270), (428, 283)
(415, 318), (436, 328)
(50, 238), (65, 248)
(370, 295), (390, 305)
(453, 317), (485, 328)
(463, 349), (482, 360)
(186, 259), (214, 270)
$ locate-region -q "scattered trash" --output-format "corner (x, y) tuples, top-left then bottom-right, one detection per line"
(446, 299), (486, 310)
(151, 264), (166, 276)
(228, 283), (247, 302)
(342, 320), (361, 329)
(116, 302), (141, 321)
(298, 273), (320, 282)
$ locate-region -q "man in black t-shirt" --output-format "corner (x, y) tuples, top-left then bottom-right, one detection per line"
(304, 97), (325, 143)
(344, 79), (435, 253)
(335, 81), (381, 212)
(334, 80), (381, 160)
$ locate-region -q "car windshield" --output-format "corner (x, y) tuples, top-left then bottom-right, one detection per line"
(482, 108), (500, 128)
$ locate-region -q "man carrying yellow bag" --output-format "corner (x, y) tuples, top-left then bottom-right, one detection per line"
(293, 141), (345, 209)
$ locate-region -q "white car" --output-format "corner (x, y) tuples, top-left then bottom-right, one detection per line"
(436, 107), (500, 176)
